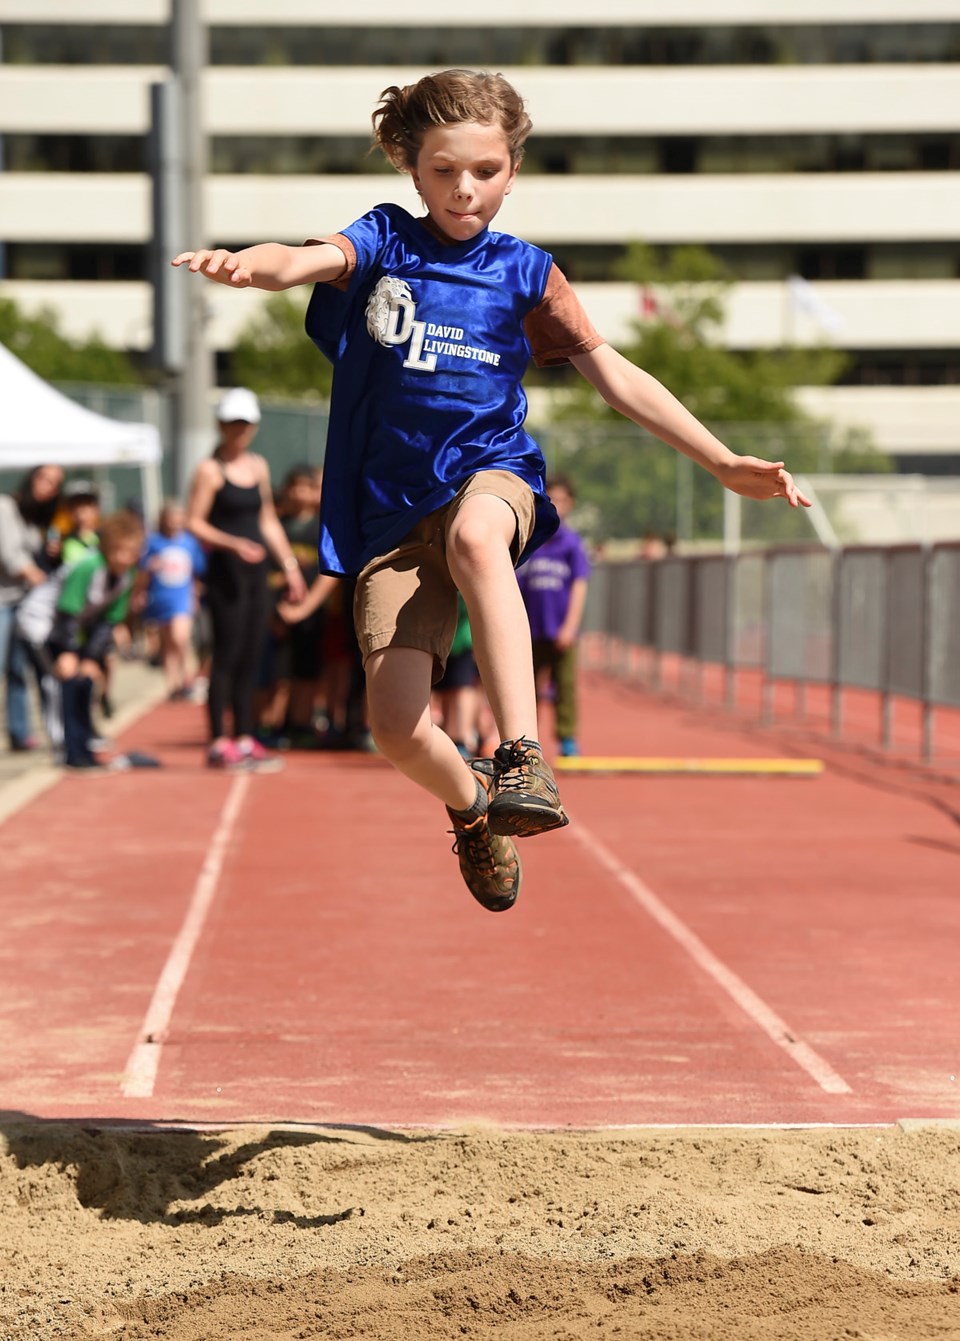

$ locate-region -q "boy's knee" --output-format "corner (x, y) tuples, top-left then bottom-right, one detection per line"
(367, 687), (433, 763)
(369, 709), (429, 763)
(447, 514), (511, 576)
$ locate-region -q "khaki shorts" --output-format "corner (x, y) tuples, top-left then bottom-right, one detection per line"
(354, 469), (536, 683)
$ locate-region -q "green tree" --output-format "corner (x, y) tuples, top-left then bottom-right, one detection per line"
(231, 290), (332, 399)
(0, 297), (141, 384)
(549, 243), (889, 542)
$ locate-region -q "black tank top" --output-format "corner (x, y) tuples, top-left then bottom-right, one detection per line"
(208, 462), (263, 545)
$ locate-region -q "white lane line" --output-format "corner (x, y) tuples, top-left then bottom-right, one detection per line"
(121, 773), (249, 1098)
(569, 820), (852, 1096)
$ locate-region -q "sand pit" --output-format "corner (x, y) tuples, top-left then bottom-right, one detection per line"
(1, 1122), (958, 1340)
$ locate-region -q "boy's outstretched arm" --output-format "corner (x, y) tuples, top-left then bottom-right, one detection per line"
(171, 241), (347, 292)
(570, 344), (811, 508)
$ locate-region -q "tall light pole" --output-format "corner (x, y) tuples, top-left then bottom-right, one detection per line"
(0, 28), (6, 281)
(170, 0), (214, 494)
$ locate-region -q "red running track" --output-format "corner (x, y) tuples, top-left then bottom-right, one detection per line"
(1, 674), (958, 1128)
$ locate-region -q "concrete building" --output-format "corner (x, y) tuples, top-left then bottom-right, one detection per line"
(1, 0), (958, 465)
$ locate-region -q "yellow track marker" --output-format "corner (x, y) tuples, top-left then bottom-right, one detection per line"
(554, 756), (823, 776)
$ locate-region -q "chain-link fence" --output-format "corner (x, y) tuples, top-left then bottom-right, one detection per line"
(0, 383), (330, 517)
(584, 541), (960, 762)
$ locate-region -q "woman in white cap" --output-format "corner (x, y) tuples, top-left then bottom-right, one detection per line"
(186, 388), (306, 769)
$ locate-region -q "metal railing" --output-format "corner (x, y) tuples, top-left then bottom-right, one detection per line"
(583, 542), (960, 762)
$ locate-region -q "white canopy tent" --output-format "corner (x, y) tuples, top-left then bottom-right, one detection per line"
(0, 340), (163, 521)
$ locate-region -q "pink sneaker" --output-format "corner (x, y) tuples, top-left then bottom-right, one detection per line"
(206, 740), (245, 769)
(236, 738), (284, 773)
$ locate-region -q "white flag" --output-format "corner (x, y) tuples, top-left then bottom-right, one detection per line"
(787, 275), (845, 337)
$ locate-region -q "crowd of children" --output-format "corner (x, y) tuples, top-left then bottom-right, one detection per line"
(3, 452), (376, 772)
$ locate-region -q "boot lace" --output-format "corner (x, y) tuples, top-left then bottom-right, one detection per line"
(495, 741), (536, 792)
(450, 818), (498, 875)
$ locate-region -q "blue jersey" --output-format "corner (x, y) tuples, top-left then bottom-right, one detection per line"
(141, 530), (206, 622)
(306, 204), (559, 576)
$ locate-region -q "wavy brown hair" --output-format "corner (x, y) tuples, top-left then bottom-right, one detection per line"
(372, 69), (532, 171)
(99, 509), (144, 551)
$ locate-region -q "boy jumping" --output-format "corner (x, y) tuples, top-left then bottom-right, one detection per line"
(174, 69), (810, 912)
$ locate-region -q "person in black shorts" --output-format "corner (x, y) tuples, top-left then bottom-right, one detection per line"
(185, 388), (306, 770)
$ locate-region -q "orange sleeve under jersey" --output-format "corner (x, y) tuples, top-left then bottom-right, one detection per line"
(523, 264), (606, 367)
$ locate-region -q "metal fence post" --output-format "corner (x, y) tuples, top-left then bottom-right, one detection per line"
(881, 548), (893, 751)
(922, 546), (934, 763)
(830, 549), (843, 739)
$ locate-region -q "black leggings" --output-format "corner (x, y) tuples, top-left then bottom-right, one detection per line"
(205, 557), (269, 740)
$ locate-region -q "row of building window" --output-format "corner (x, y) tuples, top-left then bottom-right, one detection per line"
(2, 23), (959, 67)
(5, 133), (960, 177)
(4, 241), (959, 286)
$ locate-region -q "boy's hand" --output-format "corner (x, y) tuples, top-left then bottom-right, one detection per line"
(172, 249), (252, 287)
(719, 457), (812, 509)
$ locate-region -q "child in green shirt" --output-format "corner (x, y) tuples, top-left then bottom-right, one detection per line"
(21, 510), (144, 769)
(60, 479), (102, 566)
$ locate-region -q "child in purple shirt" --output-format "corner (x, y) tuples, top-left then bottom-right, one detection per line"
(517, 475), (590, 756)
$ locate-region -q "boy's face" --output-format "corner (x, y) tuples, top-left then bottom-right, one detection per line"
(104, 537), (141, 575)
(413, 122), (519, 243)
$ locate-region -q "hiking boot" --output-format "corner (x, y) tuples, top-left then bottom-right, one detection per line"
(446, 759), (521, 912)
(487, 737), (569, 838)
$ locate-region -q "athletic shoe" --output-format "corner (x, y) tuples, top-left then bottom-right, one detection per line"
(9, 736), (41, 753)
(446, 759), (521, 912)
(64, 755), (109, 775)
(487, 737), (569, 838)
(236, 738), (284, 773)
(557, 736), (580, 758)
(206, 740), (246, 770)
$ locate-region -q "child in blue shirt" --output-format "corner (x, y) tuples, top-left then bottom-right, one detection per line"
(174, 69), (809, 914)
(141, 499), (206, 700)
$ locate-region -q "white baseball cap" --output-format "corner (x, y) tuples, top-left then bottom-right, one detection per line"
(216, 387), (261, 424)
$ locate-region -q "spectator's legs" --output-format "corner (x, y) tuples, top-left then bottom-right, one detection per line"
(232, 569), (270, 741)
(552, 643), (579, 741)
(205, 580), (245, 741)
(3, 613), (36, 748)
(60, 674), (96, 767)
(160, 613), (193, 695)
(531, 637), (557, 740)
